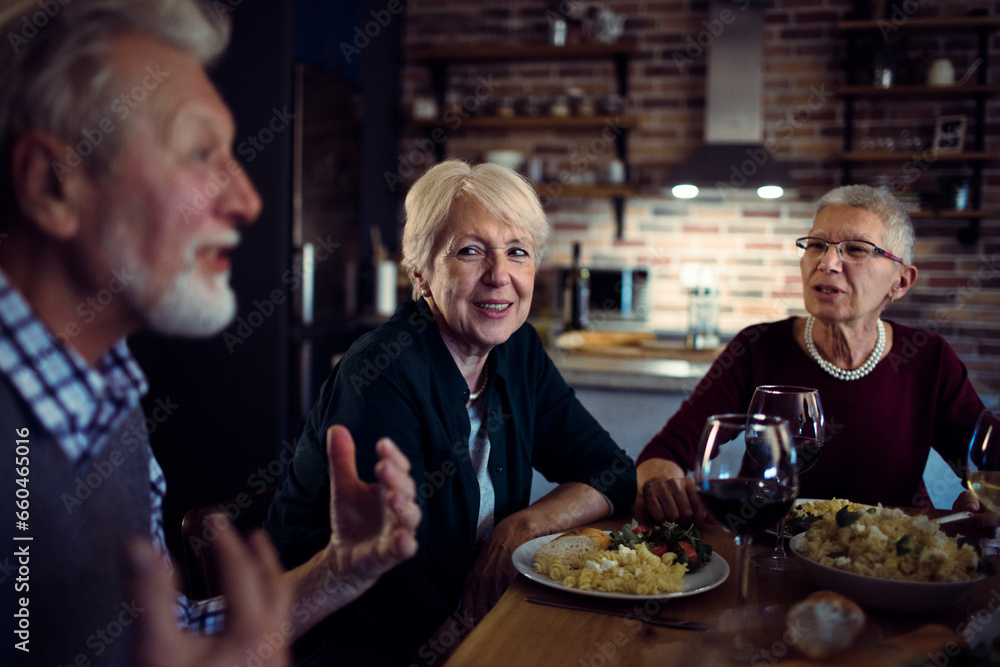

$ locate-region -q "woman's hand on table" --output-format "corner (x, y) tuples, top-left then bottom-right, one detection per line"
(951, 489), (1000, 545)
(954, 489), (982, 513)
(636, 459), (707, 524)
(461, 481), (613, 622)
(459, 516), (528, 622)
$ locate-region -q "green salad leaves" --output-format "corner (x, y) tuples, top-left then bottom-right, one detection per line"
(608, 521), (713, 572)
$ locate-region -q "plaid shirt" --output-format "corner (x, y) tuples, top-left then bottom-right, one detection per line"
(0, 268), (224, 633)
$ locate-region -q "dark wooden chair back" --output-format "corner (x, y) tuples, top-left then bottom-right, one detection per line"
(181, 486), (278, 600)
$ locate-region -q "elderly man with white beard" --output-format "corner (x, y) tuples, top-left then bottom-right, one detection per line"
(0, 1), (420, 666)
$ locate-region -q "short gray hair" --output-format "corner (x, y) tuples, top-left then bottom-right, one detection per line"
(815, 185), (915, 264)
(401, 159), (550, 300)
(0, 0), (229, 213)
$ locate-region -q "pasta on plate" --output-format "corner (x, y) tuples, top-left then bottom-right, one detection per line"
(534, 542), (689, 595)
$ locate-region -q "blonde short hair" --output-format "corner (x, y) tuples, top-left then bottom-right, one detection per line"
(401, 159), (550, 300)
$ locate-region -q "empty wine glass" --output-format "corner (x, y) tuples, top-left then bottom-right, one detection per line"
(692, 413), (798, 651)
(748, 386), (825, 571)
(966, 409), (1000, 513)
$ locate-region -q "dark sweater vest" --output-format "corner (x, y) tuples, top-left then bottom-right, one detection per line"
(0, 377), (152, 666)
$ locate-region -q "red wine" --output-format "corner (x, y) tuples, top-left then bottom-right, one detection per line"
(698, 478), (796, 538)
(795, 436), (824, 474)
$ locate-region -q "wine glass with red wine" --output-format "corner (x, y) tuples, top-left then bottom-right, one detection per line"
(693, 413), (798, 650)
(747, 386), (825, 572)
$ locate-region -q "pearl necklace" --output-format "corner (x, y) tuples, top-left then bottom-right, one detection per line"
(805, 315), (885, 381)
(467, 368), (489, 402)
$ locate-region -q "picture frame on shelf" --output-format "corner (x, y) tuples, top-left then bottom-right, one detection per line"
(931, 115), (966, 154)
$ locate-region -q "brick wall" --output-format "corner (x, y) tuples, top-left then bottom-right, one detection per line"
(398, 0), (1000, 405)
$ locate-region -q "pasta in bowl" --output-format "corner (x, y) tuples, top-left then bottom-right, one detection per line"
(789, 504), (991, 611)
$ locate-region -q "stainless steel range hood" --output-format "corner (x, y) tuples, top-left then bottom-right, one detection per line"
(668, 0), (794, 199)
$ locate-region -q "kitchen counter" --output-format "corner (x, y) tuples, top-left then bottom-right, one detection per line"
(528, 332), (715, 501)
(543, 329), (716, 393)
(533, 347), (704, 501)
(550, 348), (708, 392)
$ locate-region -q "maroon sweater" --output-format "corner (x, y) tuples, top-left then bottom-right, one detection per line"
(638, 318), (986, 507)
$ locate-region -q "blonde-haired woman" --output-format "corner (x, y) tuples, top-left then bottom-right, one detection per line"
(267, 159), (635, 666)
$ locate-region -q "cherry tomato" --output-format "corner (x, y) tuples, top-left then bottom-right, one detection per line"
(650, 544), (670, 558)
(676, 541), (698, 564)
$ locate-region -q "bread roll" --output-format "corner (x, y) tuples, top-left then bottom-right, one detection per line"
(560, 527), (611, 550)
(533, 528), (611, 571)
(786, 590), (866, 659)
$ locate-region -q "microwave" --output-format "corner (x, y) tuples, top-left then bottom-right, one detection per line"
(554, 267), (650, 323)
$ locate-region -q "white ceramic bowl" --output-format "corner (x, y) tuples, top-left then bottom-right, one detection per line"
(789, 533), (984, 612)
(483, 150), (524, 171)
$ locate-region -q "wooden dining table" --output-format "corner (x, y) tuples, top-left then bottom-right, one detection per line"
(444, 510), (1000, 666)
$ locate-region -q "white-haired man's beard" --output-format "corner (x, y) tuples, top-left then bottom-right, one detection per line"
(144, 262), (237, 336)
(105, 229), (239, 337)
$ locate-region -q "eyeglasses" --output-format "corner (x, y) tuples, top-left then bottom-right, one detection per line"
(795, 237), (904, 264)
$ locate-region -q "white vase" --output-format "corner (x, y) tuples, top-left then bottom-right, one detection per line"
(928, 58), (955, 86)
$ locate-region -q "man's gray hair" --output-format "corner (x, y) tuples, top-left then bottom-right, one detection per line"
(815, 184), (915, 265)
(0, 0), (229, 211)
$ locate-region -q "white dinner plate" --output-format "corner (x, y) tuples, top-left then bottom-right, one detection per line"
(511, 531), (730, 601)
(789, 533), (984, 612)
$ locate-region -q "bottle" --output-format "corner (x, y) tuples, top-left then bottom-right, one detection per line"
(684, 264), (719, 350)
(549, 16), (567, 46)
(563, 243), (590, 331)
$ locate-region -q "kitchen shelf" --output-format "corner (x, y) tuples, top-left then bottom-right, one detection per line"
(838, 151), (1000, 162)
(407, 41), (638, 238)
(411, 115), (636, 130)
(533, 184), (636, 239)
(411, 43), (637, 61)
(838, 15), (1000, 32)
(836, 85), (1000, 98)
(411, 42), (637, 97)
(908, 209), (996, 219)
(836, 14), (999, 244)
(536, 184), (635, 198)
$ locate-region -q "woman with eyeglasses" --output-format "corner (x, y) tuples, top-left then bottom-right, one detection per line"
(636, 184), (990, 523)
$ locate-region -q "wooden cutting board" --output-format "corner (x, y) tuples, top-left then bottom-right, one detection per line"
(555, 331), (722, 363)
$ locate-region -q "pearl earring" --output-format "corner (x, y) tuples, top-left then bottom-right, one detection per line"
(421, 289), (430, 297)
